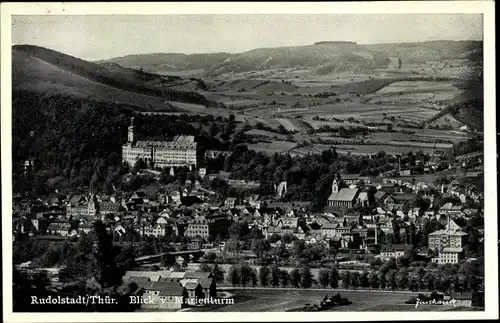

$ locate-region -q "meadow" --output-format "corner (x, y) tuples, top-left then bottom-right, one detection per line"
(184, 288), (462, 312)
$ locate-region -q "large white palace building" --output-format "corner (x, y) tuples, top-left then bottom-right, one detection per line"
(122, 117), (197, 169)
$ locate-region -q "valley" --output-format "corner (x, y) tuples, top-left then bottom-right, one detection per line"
(13, 40), (483, 158)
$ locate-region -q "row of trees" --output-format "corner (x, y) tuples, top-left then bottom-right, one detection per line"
(221, 261), (482, 294)
(226, 264), (318, 289)
(333, 266), (482, 293)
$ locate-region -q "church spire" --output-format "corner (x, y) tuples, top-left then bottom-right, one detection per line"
(332, 179), (339, 195)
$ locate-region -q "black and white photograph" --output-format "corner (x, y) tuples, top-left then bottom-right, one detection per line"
(1, 2), (497, 322)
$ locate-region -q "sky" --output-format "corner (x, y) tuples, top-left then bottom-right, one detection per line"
(12, 14), (483, 61)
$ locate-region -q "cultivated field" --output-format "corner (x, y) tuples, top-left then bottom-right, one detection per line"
(245, 129), (288, 140)
(289, 143), (452, 157)
(247, 140), (298, 154)
(103, 55), (476, 157)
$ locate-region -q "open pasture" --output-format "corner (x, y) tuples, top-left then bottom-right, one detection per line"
(406, 127), (472, 139)
(237, 115), (282, 130)
(166, 101), (207, 113)
(375, 81), (458, 94)
(368, 93), (458, 105)
(276, 118), (298, 131)
(289, 143), (453, 156)
(302, 102), (434, 118)
(305, 119), (363, 129)
(245, 129), (287, 140)
(331, 144), (451, 155)
(223, 99), (264, 109)
(274, 118), (314, 132)
(185, 289), (449, 312)
(426, 115), (465, 129)
(283, 103), (441, 126)
(370, 130), (470, 144)
(247, 140), (297, 154)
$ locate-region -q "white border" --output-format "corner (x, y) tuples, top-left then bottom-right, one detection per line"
(1, 2), (497, 322)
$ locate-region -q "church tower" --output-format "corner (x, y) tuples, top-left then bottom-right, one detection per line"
(332, 179), (339, 195)
(128, 117), (135, 143)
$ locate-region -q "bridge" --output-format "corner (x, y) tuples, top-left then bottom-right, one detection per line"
(134, 249), (206, 265)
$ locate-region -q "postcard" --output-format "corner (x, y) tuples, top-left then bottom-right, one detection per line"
(1, 1), (497, 322)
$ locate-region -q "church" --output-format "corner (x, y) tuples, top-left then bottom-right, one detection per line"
(122, 117), (197, 169)
(326, 179), (359, 215)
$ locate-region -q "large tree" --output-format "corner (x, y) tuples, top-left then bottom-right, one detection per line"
(300, 267), (314, 288)
(280, 270), (290, 288)
(318, 268), (330, 288)
(341, 271), (351, 289)
(259, 266), (271, 287)
(329, 267), (339, 288)
(271, 265), (281, 287)
(212, 264), (225, 284)
(290, 268), (301, 288)
(239, 264), (254, 287)
(227, 265), (240, 287)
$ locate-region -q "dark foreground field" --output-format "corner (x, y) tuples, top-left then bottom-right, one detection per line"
(184, 289), (475, 312)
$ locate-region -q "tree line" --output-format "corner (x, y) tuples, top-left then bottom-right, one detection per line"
(215, 258), (482, 294)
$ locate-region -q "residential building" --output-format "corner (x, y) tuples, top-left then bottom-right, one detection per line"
(182, 281), (203, 299)
(380, 244), (409, 261)
(340, 174), (371, 185)
(150, 223), (169, 237)
(185, 216), (210, 238)
(438, 247), (464, 264)
(399, 169), (411, 176)
(224, 198), (239, 208)
(99, 202), (122, 215)
(379, 183), (399, 193)
(182, 272), (216, 298)
(374, 190), (388, 202)
(276, 217), (299, 230)
(46, 221), (71, 236)
(320, 223), (339, 239)
(207, 171), (231, 181)
(428, 219), (468, 251)
(139, 281), (188, 310)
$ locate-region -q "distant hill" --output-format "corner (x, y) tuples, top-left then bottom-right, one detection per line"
(424, 45), (483, 131)
(12, 45), (220, 111)
(362, 40), (482, 64)
(96, 52), (231, 76)
(98, 40), (482, 77)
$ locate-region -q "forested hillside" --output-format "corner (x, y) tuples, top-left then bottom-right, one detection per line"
(12, 90), (235, 196)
